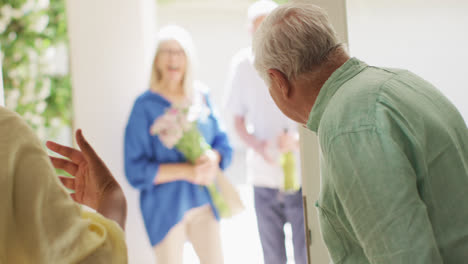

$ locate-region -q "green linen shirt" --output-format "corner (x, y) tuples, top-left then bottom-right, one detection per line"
(307, 58), (468, 264)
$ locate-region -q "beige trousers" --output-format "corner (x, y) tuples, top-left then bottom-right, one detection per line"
(153, 205), (224, 264)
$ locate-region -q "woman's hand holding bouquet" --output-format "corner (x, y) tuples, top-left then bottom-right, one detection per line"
(150, 97), (232, 217)
(192, 149), (220, 186)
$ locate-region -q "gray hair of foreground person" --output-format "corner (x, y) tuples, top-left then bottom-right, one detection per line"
(253, 2), (344, 85)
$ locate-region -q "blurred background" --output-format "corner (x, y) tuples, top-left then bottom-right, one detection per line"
(1, 0), (467, 263)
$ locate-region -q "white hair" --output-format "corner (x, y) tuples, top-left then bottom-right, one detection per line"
(150, 25), (197, 98)
(253, 3), (342, 85)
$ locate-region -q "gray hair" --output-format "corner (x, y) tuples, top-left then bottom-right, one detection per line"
(253, 3), (342, 85)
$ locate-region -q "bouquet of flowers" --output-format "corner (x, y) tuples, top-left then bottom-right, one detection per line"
(150, 98), (232, 218)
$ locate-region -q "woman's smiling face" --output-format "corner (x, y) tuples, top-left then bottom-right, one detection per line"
(155, 39), (187, 84)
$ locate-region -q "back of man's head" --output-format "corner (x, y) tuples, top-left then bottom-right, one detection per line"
(253, 2), (342, 84)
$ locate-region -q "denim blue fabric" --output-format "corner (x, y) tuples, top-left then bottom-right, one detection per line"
(254, 187), (307, 264)
(124, 90), (232, 246)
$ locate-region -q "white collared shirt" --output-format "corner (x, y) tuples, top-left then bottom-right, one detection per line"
(225, 47), (301, 188)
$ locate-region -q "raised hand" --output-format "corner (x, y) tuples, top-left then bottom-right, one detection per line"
(46, 129), (126, 229)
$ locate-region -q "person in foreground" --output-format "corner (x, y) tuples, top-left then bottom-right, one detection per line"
(253, 2), (468, 264)
(0, 106), (127, 263)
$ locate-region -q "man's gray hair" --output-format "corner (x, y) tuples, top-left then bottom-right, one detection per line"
(253, 3), (342, 85)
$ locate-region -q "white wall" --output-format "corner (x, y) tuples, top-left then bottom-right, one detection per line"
(347, 0), (468, 122)
(65, 0), (157, 263)
(297, 0), (347, 263)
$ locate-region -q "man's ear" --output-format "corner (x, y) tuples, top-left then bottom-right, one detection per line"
(268, 69), (292, 98)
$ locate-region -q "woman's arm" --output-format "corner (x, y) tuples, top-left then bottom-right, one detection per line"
(204, 94), (234, 170)
(153, 163), (194, 184)
(124, 102), (167, 189)
(155, 149), (222, 185)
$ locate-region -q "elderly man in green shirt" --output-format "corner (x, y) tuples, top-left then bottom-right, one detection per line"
(252, 2), (468, 264)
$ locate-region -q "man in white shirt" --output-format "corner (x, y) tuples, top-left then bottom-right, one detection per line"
(225, 1), (307, 263)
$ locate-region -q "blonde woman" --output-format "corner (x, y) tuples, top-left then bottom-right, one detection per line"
(124, 25), (232, 264)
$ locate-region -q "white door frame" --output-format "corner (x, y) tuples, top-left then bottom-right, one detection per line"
(298, 0), (349, 263)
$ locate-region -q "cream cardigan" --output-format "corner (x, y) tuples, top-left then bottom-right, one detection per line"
(0, 107), (127, 263)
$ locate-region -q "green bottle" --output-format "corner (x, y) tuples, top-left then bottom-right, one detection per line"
(281, 151), (299, 192)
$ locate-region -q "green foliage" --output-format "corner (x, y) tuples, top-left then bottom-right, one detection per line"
(0, 0), (72, 140)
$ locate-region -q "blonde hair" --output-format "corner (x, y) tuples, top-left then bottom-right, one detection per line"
(150, 25), (197, 98)
(253, 3), (342, 85)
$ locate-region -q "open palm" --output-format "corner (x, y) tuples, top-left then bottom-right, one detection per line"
(46, 129), (117, 211)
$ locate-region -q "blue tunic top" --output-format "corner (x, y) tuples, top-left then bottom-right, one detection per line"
(124, 89), (233, 246)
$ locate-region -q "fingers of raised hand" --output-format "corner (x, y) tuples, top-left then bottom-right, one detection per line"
(50, 156), (79, 176)
(75, 129), (99, 161)
(70, 193), (78, 203)
(59, 176), (75, 190)
(46, 141), (84, 164)
(59, 176), (80, 203)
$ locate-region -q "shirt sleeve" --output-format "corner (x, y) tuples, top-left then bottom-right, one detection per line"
(4, 111), (127, 264)
(326, 128), (443, 263)
(124, 100), (160, 190)
(205, 93), (233, 170)
(224, 57), (247, 117)
(79, 211), (128, 264)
